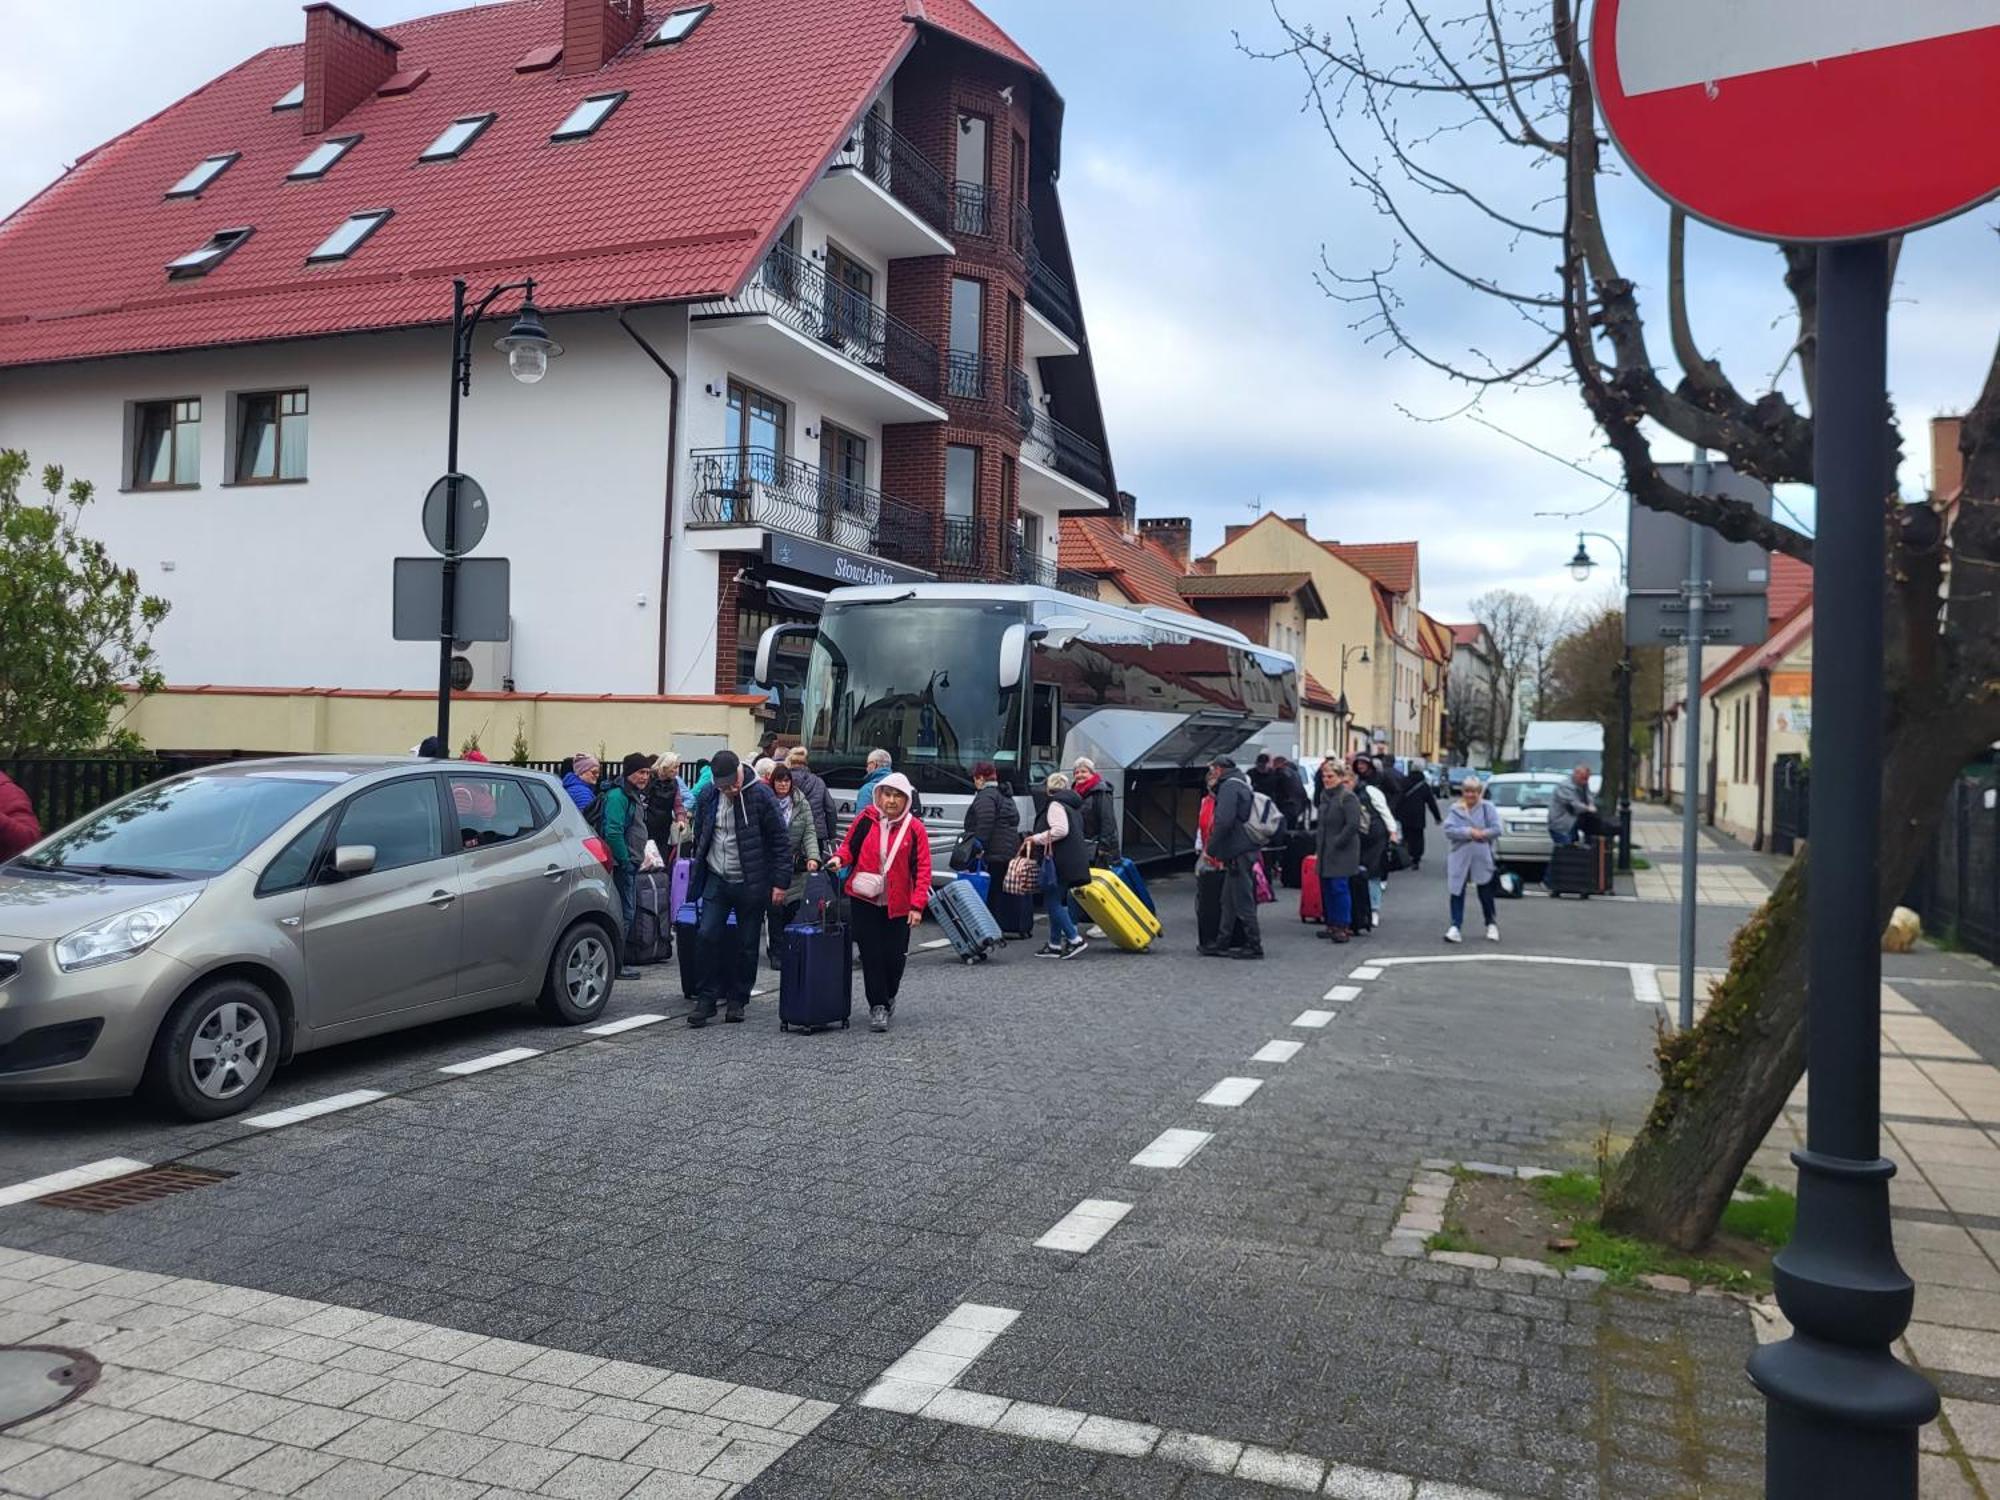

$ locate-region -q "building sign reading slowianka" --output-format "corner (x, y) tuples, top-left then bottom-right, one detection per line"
(764, 533), (933, 587)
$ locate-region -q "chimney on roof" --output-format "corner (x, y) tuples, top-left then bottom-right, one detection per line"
(302, 3), (400, 136)
(1933, 414), (1966, 501)
(1139, 517), (1192, 569)
(1114, 490), (1139, 539)
(563, 0), (643, 75)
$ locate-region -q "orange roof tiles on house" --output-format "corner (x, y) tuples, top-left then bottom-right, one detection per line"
(0, 0), (1040, 368)
(1447, 622), (1485, 650)
(1767, 553), (1812, 622)
(1326, 540), (1419, 595)
(1059, 515), (1197, 614)
(1303, 671), (1340, 710)
(1701, 557), (1815, 699)
(1174, 571), (1325, 615)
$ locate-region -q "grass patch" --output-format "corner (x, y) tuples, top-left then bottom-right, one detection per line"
(1533, 1170), (1602, 1213)
(1425, 1227), (1476, 1254)
(1630, 855), (1652, 871)
(1721, 1187), (1796, 1249)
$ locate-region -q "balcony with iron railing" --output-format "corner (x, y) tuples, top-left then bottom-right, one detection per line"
(1023, 407), (1109, 498)
(1007, 366), (1034, 431)
(953, 181), (995, 240)
(693, 243), (945, 415)
(1027, 248), (1081, 344)
(825, 108), (955, 237)
(687, 447), (931, 572)
(1007, 534), (1097, 597)
(1010, 198), (1033, 260)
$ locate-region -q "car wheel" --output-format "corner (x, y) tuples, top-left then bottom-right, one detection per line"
(142, 978), (281, 1121)
(538, 921), (615, 1024)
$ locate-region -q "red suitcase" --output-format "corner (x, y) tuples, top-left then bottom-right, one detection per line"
(1300, 855), (1323, 922)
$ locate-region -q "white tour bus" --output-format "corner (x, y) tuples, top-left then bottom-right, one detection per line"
(757, 583), (1300, 872)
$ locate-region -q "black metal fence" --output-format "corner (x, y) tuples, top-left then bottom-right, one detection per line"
(1911, 769), (2000, 960)
(1, 752), (289, 833)
(1028, 250), (1080, 341)
(827, 109), (954, 234)
(686, 447), (931, 571)
(1024, 407), (1110, 497)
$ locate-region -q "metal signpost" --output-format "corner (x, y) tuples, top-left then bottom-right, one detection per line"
(1594, 2), (2000, 1491)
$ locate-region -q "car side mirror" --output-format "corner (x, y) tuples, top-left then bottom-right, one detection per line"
(331, 845), (377, 878)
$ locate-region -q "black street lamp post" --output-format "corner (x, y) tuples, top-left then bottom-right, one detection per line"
(1334, 643), (1370, 755)
(1568, 532), (1634, 872)
(436, 277), (562, 749)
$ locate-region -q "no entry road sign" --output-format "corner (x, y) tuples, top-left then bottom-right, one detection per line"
(1592, 0), (2000, 241)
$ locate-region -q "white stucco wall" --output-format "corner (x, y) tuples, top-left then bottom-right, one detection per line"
(0, 305), (688, 697)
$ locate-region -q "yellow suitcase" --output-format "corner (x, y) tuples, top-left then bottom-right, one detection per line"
(1074, 867), (1163, 952)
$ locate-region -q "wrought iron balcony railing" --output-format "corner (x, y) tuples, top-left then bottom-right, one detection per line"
(688, 447), (929, 570)
(941, 515), (979, 570)
(1023, 408), (1109, 498)
(827, 108), (954, 234)
(1007, 367), (1034, 431)
(946, 351), (986, 401)
(953, 181), (995, 239)
(1027, 249), (1080, 342)
(696, 243), (944, 403)
(1006, 535), (1097, 598)
(1010, 198), (1033, 259)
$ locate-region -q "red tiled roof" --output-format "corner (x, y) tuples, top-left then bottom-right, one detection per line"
(0, 0), (1037, 368)
(1059, 516), (1197, 614)
(1303, 671), (1339, 710)
(1326, 540), (1418, 596)
(1768, 553), (1812, 622)
(1174, 571), (1315, 600)
(1700, 558), (1815, 698)
(1447, 622), (1484, 649)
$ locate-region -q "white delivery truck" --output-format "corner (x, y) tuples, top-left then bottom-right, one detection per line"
(1520, 721), (1604, 792)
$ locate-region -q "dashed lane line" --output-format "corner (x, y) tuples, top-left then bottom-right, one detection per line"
(1197, 1077), (1264, 1108)
(1349, 966), (1383, 981)
(0, 1158), (151, 1209)
(1034, 1199), (1134, 1254)
(920, 937), (952, 950)
(1251, 1040), (1303, 1064)
(1131, 1128), (1214, 1168)
(859, 1302), (1021, 1413)
(1291, 1009), (1336, 1028)
(438, 1046), (540, 1076)
(1325, 984), (1362, 1002)
(584, 1012), (669, 1036)
(242, 1089), (386, 1130)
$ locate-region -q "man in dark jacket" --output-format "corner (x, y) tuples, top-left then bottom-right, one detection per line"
(786, 747), (836, 846)
(1072, 757), (1120, 866)
(688, 750), (790, 1027)
(0, 771), (41, 862)
(1203, 757), (1262, 960)
(602, 754), (655, 978)
(1269, 756), (1311, 829)
(1397, 760), (1443, 871)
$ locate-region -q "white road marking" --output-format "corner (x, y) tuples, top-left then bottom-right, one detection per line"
(1349, 966), (1383, 981)
(1324, 984), (1362, 1002)
(0, 1157), (150, 1209)
(859, 1303), (1020, 1411)
(439, 1047), (540, 1076)
(1367, 953), (1667, 1007)
(1034, 1199), (1133, 1254)
(920, 938), (951, 950)
(1616, 0), (1996, 98)
(1252, 1040), (1303, 1064)
(585, 1013), (668, 1036)
(1131, 1128), (1214, 1168)
(1198, 1077), (1264, 1108)
(1291, 1009), (1336, 1029)
(243, 1090), (386, 1129)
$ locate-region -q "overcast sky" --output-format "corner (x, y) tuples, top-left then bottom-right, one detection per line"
(4, 0), (1995, 621)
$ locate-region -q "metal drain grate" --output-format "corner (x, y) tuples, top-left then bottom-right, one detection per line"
(38, 1165), (233, 1212)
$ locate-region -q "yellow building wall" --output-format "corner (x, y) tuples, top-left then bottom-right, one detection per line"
(1208, 522), (1382, 745)
(119, 688), (764, 763)
(1704, 638), (1812, 845)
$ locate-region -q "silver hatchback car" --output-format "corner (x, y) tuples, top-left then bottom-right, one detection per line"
(0, 758), (623, 1119)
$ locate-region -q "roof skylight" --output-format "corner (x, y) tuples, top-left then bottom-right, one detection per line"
(308, 209), (393, 263)
(550, 91), (626, 142)
(648, 5), (712, 45)
(289, 135), (360, 181)
(166, 153), (239, 199)
(272, 82), (304, 111)
(420, 114), (496, 162)
(167, 227), (253, 279)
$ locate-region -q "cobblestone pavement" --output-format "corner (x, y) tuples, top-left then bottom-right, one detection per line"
(0, 855), (1899, 1498)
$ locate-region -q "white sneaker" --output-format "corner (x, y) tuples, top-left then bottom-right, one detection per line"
(1485, 924), (1501, 943)
(1444, 926), (1463, 944)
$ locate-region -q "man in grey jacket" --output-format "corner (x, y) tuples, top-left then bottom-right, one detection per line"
(1546, 765), (1599, 891)
(785, 747), (835, 845)
(1202, 757), (1263, 960)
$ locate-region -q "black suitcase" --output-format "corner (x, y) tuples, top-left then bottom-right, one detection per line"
(1196, 865), (1224, 950)
(778, 914), (852, 1032)
(1279, 831), (1312, 889)
(629, 871), (672, 965)
(674, 902), (704, 998)
(988, 880), (1036, 939)
(1548, 841), (1610, 898)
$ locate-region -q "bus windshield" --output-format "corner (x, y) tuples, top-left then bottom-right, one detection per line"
(801, 599), (1029, 792)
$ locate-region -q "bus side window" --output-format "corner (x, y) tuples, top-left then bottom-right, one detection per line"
(1030, 683), (1061, 765)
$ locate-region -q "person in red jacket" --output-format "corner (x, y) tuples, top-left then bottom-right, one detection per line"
(826, 772), (932, 1033)
(0, 771), (41, 862)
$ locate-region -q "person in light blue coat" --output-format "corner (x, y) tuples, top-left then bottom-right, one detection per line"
(1442, 773), (1503, 945)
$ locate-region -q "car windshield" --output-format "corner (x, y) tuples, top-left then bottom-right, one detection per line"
(1486, 780), (1559, 809)
(15, 774), (335, 879)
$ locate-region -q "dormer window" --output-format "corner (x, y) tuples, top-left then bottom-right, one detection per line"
(167, 227), (253, 279)
(421, 114), (495, 162)
(308, 209), (392, 263)
(289, 135), (360, 181)
(166, 153), (239, 199)
(648, 5), (711, 45)
(272, 82), (304, 111)
(551, 91), (626, 142)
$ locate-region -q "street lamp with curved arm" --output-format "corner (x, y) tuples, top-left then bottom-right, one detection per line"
(1561, 530), (1633, 872)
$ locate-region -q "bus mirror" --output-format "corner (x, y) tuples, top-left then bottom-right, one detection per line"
(755, 623), (818, 684)
(1039, 615), (1090, 650)
(998, 622), (1034, 691)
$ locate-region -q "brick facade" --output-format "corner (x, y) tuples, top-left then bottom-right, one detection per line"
(712, 549), (757, 695)
(302, 4), (401, 136)
(562, 0), (643, 75)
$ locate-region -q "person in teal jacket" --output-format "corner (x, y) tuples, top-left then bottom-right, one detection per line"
(602, 752), (656, 978)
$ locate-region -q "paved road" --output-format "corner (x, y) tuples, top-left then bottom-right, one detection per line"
(1, 867), (1763, 1498)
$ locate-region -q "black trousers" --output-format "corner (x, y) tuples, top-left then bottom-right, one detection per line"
(1222, 854), (1262, 952)
(850, 898), (912, 1011)
(1348, 873), (1373, 932)
(1401, 819), (1428, 868)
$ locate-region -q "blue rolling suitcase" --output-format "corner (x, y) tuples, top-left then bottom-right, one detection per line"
(779, 905), (852, 1033)
(931, 876), (1004, 963)
(673, 902), (704, 999)
(1109, 857), (1156, 916)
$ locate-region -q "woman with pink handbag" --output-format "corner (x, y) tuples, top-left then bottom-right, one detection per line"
(825, 774), (932, 1032)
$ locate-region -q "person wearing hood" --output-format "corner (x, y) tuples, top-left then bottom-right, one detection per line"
(1027, 772), (1093, 958)
(1072, 757), (1120, 867)
(687, 750), (790, 1026)
(562, 754), (602, 816)
(825, 772), (932, 1031)
(0, 770), (41, 863)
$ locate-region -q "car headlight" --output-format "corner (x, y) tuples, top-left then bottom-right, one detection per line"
(55, 892), (200, 972)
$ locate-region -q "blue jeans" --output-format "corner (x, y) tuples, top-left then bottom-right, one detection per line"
(1451, 881), (1498, 930)
(695, 876), (766, 1011)
(1321, 876), (1352, 929)
(1045, 885), (1082, 945)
